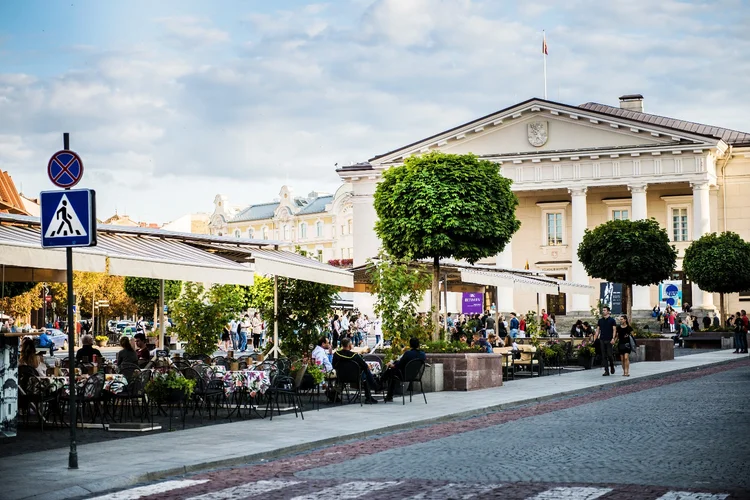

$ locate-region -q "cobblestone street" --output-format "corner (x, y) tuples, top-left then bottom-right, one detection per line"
(83, 360), (750, 500)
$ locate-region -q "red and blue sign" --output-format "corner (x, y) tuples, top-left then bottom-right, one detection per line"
(47, 150), (84, 188)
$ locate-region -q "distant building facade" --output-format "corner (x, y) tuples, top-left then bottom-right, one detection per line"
(209, 184), (353, 263)
(162, 213), (210, 234)
(339, 94), (750, 319)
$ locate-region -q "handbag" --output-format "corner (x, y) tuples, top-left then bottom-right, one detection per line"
(628, 334), (637, 352)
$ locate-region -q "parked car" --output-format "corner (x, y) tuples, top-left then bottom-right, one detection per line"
(116, 321), (135, 333)
(39, 328), (68, 350)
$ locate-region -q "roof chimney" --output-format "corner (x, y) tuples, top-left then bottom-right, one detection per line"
(619, 94), (644, 113)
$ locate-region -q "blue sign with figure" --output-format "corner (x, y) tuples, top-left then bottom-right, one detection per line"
(40, 189), (97, 248)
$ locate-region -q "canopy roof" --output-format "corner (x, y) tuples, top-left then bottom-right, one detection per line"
(350, 259), (597, 296)
(0, 213), (353, 288)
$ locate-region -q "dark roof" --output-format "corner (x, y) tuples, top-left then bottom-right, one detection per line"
(579, 102), (750, 145)
(230, 202), (279, 223)
(367, 97), (750, 163)
(297, 195), (333, 215)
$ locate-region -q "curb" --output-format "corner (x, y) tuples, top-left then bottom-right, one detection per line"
(122, 357), (745, 487)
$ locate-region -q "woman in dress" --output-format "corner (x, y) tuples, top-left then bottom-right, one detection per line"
(220, 322), (231, 351)
(616, 315), (634, 377)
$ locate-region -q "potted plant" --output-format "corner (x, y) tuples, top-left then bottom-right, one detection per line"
(95, 335), (109, 347)
(576, 340), (596, 369)
(145, 370), (196, 404)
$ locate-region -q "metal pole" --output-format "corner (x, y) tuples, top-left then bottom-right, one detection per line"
(442, 273), (448, 339)
(273, 274), (279, 359)
(159, 279), (165, 349)
(91, 289), (95, 340)
(63, 132), (78, 469)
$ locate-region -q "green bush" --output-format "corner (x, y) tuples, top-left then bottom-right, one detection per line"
(145, 371), (195, 402)
(422, 340), (483, 354)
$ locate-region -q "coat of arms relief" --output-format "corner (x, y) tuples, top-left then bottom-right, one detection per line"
(528, 121), (549, 147)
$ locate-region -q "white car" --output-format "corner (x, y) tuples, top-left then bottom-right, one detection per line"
(41, 328), (68, 350)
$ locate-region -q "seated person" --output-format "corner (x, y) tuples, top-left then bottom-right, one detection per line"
(487, 333), (504, 348)
(331, 338), (378, 404)
(311, 336), (333, 373)
(75, 334), (103, 364)
(382, 337), (426, 402)
(133, 333), (152, 367)
(19, 338), (48, 377)
(471, 332), (493, 353)
(459, 334), (470, 346)
(570, 320), (585, 338)
(37, 328), (56, 356)
(116, 335), (138, 367)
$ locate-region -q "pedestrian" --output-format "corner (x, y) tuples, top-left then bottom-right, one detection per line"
(734, 310), (748, 354)
(220, 323), (231, 351)
(616, 315), (633, 377)
(595, 305), (617, 376)
(238, 314), (250, 352)
(372, 316), (382, 346)
(668, 310), (676, 333)
(229, 318), (239, 351)
(251, 312), (262, 350)
(330, 314), (341, 349)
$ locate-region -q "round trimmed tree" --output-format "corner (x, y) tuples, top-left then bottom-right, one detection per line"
(683, 231), (750, 323)
(577, 218), (677, 320)
(374, 152), (521, 340)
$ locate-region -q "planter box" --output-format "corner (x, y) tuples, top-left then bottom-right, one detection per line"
(630, 345), (646, 363)
(721, 337), (734, 350)
(637, 339), (674, 361)
(425, 353), (503, 391)
(422, 363), (444, 393)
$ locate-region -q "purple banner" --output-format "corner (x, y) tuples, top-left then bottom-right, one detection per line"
(462, 292), (484, 314)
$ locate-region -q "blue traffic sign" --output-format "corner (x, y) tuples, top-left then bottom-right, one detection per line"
(40, 189), (97, 248)
(48, 150), (84, 188)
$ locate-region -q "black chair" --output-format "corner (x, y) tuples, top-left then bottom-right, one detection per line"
(211, 356), (229, 369)
(182, 367), (225, 421)
(117, 362), (141, 382)
(172, 359), (192, 371)
(114, 369), (151, 424)
(264, 365), (306, 420)
(188, 353), (211, 363)
(65, 372), (107, 430)
(334, 358), (363, 406)
(394, 359), (427, 405)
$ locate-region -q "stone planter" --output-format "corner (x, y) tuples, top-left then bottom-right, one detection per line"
(422, 363), (444, 393)
(629, 345), (646, 363)
(425, 353), (503, 391)
(637, 338), (675, 361)
(578, 356), (594, 369)
(721, 337), (734, 350)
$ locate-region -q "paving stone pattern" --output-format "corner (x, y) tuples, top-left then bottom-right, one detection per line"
(296, 364), (750, 492)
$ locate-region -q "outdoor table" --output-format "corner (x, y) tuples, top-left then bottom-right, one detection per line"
(45, 373), (129, 396)
(209, 368), (269, 419)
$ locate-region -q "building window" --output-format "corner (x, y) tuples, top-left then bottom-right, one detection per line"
(262, 227), (268, 239)
(611, 209), (629, 221)
(317, 249), (323, 262)
(299, 222), (307, 239)
(671, 207), (689, 241)
(248, 229), (254, 239)
(546, 213), (563, 246)
(316, 221), (323, 238)
(234, 229), (241, 238)
(283, 225), (289, 240)
(347, 219), (352, 235)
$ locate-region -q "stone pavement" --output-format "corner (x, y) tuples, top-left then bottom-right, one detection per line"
(0, 350), (743, 500)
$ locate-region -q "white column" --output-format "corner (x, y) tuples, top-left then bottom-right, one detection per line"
(495, 241), (514, 313)
(569, 187), (590, 312)
(629, 184), (652, 312)
(691, 181), (714, 310)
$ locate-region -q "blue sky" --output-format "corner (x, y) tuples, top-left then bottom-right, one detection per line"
(1, 0), (749, 223)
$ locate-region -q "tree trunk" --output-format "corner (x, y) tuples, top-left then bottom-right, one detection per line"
(432, 256), (440, 341)
(626, 283), (633, 323)
(719, 292), (725, 328)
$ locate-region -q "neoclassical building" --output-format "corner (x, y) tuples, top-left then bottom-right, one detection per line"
(209, 184), (354, 263)
(339, 95), (750, 319)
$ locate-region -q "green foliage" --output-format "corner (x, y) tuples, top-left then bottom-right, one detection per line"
(169, 282), (240, 356)
(145, 370), (195, 402)
(541, 339), (566, 361)
(575, 340), (596, 358)
(373, 152), (521, 339)
(683, 232), (750, 320)
(123, 277), (181, 316)
(248, 273), (338, 359)
(369, 252), (432, 349)
(1, 282), (36, 298)
(422, 340), (483, 354)
(524, 311), (541, 345)
(374, 152), (521, 263)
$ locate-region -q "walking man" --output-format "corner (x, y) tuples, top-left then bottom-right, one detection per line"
(596, 305), (617, 376)
(230, 318), (239, 351)
(238, 314), (250, 352)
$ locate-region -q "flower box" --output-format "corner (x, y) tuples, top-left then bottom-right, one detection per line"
(637, 338), (674, 361)
(425, 353), (503, 391)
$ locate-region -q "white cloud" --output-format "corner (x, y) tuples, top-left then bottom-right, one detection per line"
(157, 17), (230, 47)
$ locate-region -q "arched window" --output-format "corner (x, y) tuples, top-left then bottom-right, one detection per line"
(234, 229), (241, 238)
(316, 221), (323, 238)
(248, 228), (254, 239)
(283, 225), (289, 240)
(299, 222), (307, 239)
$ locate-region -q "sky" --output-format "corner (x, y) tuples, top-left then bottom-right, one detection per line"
(1, 0), (749, 224)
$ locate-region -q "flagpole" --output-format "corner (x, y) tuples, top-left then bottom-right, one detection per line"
(543, 30), (548, 100)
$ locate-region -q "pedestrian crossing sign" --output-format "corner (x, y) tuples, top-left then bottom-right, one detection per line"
(40, 189), (97, 248)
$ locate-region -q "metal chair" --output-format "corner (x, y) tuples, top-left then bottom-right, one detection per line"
(333, 358), (363, 406)
(264, 364), (306, 420)
(393, 359), (427, 405)
(182, 367), (225, 421)
(117, 362), (141, 382)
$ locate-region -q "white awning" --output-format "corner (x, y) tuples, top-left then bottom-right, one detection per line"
(460, 269), (559, 293)
(0, 223), (255, 285)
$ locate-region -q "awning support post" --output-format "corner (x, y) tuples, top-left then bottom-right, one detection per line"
(159, 279), (165, 349)
(442, 272), (449, 339)
(268, 274), (283, 359)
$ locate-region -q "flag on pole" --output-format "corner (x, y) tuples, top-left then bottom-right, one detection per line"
(542, 34), (548, 55)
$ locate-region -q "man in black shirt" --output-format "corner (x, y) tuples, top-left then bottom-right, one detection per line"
(596, 306), (617, 376)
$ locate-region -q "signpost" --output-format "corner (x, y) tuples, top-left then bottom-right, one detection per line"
(40, 134), (97, 470)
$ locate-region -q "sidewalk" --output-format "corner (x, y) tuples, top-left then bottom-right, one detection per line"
(1, 350), (743, 500)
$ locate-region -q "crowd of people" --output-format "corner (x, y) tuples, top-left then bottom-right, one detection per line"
(327, 312), (382, 349)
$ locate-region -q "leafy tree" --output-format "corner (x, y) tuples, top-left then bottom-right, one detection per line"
(169, 282), (243, 356)
(123, 277), (181, 317)
(368, 251), (432, 354)
(577, 219), (677, 320)
(0, 283), (43, 323)
(248, 274), (338, 359)
(374, 152), (521, 340)
(0, 282), (36, 298)
(683, 232), (750, 322)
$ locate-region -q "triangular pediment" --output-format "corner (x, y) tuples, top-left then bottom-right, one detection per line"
(370, 98), (719, 165)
